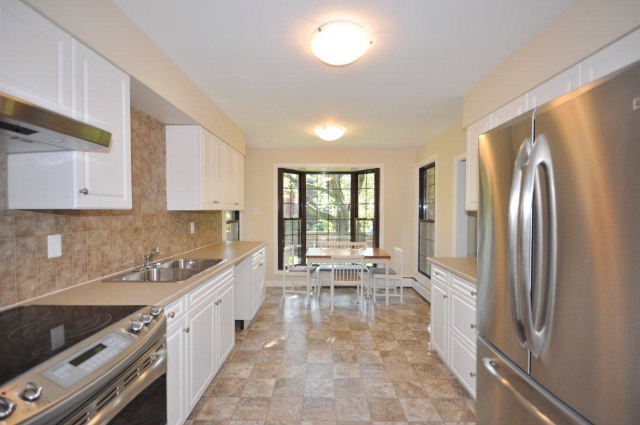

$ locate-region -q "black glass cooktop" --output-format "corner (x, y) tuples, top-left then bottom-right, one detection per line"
(0, 305), (144, 386)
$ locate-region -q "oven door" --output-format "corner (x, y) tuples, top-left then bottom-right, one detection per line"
(62, 339), (167, 425)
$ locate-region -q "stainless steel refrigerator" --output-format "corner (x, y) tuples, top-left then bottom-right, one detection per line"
(477, 59), (640, 425)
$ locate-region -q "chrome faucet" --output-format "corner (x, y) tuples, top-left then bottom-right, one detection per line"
(143, 247), (160, 269)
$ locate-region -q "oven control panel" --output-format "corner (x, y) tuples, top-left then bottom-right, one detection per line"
(42, 333), (133, 388)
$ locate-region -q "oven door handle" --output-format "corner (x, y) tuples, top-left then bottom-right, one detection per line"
(86, 346), (167, 425)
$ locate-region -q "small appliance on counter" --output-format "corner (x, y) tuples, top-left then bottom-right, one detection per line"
(0, 304), (167, 425)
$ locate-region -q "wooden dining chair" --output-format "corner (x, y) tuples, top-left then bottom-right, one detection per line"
(315, 241), (368, 288)
(328, 255), (365, 312)
(282, 245), (318, 296)
(368, 247), (404, 305)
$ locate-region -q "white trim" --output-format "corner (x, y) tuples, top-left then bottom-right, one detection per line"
(271, 162), (386, 277)
(266, 277), (415, 288)
(451, 153), (467, 257)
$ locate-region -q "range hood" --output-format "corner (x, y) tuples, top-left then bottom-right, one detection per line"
(0, 92), (111, 153)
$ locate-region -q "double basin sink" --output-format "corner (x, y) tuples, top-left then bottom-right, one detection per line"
(105, 258), (226, 282)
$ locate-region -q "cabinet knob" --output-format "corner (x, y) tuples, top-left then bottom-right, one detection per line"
(469, 372), (476, 378)
(79, 187), (89, 195)
(213, 200), (219, 204)
(183, 327), (190, 333)
(443, 294), (448, 299)
(470, 290), (477, 296)
(168, 312), (176, 318)
(470, 323), (477, 329)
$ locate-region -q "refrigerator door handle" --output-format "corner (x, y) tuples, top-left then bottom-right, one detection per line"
(508, 138), (532, 346)
(519, 134), (558, 357)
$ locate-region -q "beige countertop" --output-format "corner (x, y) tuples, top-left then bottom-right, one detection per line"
(31, 241), (267, 307)
(428, 257), (477, 283)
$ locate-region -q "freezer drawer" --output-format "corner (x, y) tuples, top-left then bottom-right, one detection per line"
(477, 337), (587, 425)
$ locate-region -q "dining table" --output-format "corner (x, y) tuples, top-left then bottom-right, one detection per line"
(305, 247), (392, 304)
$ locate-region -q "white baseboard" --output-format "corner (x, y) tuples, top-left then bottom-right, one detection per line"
(413, 275), (431, 302)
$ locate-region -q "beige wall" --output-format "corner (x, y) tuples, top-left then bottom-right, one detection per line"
(242, 147), (417, 282)
(24, 0), (246, 154)
(463, 0), (640, 127)
(0, 110), (222, 309)
(415, 123), (467, 261)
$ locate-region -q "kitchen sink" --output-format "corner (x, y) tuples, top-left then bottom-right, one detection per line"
(105, 258), (226, 282)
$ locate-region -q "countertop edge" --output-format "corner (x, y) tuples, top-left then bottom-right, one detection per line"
(428, 256), (477, 284)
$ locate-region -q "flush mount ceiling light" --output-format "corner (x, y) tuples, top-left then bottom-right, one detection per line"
(314, 124), (346, 141)
(310, 20), (372, 66)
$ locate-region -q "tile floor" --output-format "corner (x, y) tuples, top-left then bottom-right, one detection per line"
(187, 286), (476, 425)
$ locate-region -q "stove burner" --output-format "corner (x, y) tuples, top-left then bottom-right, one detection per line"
(0, 305), (143, 386)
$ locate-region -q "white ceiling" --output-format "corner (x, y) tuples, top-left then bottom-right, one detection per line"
(113, 0), (574, 148)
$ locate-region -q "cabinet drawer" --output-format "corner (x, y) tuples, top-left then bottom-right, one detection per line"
(165, 296), (185, 324)
(450, 333), (477, 398)
(189, 267), (233, 307)
(431, 266), (449, 284)
(167, 312), (186, 336)
(451, 291), (477, 347)
(251, 248), (266, 268)
(452, 275), (477, 300)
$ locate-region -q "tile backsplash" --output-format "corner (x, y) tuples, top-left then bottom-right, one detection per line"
(0, 109), (222, 308)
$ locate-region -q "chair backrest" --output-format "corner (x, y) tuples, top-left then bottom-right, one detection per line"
(393, 247), (404, 276)
(283, 245), (296, 271)
(329, 255), (365, 285)
(317, 241), (368, 249)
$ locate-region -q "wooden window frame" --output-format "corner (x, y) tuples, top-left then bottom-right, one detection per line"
(277, 168), (380, 270)
(418, 163), (435, 278)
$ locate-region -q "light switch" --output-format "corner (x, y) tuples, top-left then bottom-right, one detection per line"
(190, 222), (195, 234)
(47, 234), (62, 258)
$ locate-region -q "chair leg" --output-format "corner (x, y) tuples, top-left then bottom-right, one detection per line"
(400, 278), (404, 303)
(385, 278), (389, 306)
(330, 283), (334, 312)
(282, 273), (286, 296)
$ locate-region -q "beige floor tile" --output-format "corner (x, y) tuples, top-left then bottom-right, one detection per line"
(391, 380), (428, 398)
(305, 378), (335, 398)
(335, 398), (371, 421)
(367, 398), (407, 422)
(422, 379), (468, 398)
(192, 396), (239, 421)
(334, 363), (360, 379)
(398, 398), (442, 422)
(431, 398), (476, 422)
(251, 363), (282, 379)
(307, 351), (334, 363)
(222, 363), (256, 378)
(233, 397), (271, 420)
(267, 397), (303, 421)
(334, 378), (365, 398)
(273, 378), (306, 397)
(361, 379), (397, 398)
(209, 378), (247, 397)
(356, 351), (383, 364)
(302, 398), (336, 421)
(278, 362), (307, 378)
(243, 379), (277, 397)
(307, 364), (334, 378)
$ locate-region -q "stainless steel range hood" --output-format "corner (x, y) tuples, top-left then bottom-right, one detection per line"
(0, 92), (111, 153)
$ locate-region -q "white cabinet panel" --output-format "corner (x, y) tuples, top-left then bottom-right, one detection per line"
(72, 41), (131, 208)
(216, 280), (235, 369)
(234, 248), (267, 326)
(581, 27), (640, 84)
(0, 0), (72, 115)
(430, 280), (449, 361)
(527, 65), (581, 110)
(187, 296), (216, 411)
(450, 333), (477, 398)
(490, 95), (526, 128)
(451, 290), (477, 347)
(167, 317), (188, 425)
(465, 116), (491, 211)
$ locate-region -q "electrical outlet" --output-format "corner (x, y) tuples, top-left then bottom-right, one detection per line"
(47, 234), (62, 258)
(190, 222), (195, 234)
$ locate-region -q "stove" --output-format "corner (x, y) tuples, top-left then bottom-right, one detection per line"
(0, 304), (167, 424)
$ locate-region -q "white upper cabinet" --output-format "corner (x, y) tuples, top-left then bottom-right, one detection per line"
(72, 41), (132, 209)
(581, 28), (640, 84)
(465, 116), (491, 212)
(167, 125), (244, 211)
(490, 95), (526, 129)
(527, 65), (581, 110)
(3, 0), (132, 209)
(0, 0), (72, 115)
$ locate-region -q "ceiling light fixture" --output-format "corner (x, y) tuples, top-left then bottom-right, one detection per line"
(314, 124), (346, 141)
(310, 20), (372, 66)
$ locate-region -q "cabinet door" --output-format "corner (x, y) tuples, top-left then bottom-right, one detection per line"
(201, 129), (215, 210)
(465, 116), (491, 211)
(450, 333), (477, 398)
(430, 280), (449, 361)
(72, 41), (131, 209)
(167, 319), (188, 425)
(187, 296), (216, 410)
(236, 152), (244, 210)
(216, 280), (235, 369)
(0, 0), (72, 115)
(212, 138), (225, 208)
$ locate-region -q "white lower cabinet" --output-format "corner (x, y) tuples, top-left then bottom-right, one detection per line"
(166, 267), (235, 425)
(234, 247), (267, 326)
(430, 265), (477, 398)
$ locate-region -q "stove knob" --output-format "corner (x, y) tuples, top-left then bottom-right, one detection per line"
(140, 313), (152, 325)
(129, 320), (144, 334)
(21, 382), (43, 402)
(150, 306), (163, 317)
(0, 396), (16, 419)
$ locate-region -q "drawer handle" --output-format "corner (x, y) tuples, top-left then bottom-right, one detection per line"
(183, 327), (190, 333)
(470, 290), (477, 296)
(470, 372), (476, 378)
(470, 323), (477, 329)
(443, 294), (448, 299)
(79, 187), (89, 195)
(168, 312), (176, 318)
